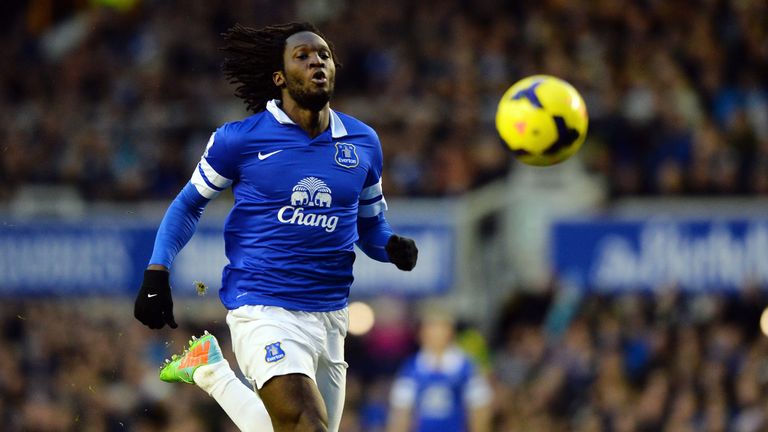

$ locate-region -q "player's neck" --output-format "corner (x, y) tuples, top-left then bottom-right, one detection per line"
(280, 98), (330, 139)
(426, 346), (449, 358)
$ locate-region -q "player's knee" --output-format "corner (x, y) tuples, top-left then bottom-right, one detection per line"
(272, 409), (328, 432)
(268, 397), (328, 432)
(296, 411), (328, 432)
(260, 374), (329, 432)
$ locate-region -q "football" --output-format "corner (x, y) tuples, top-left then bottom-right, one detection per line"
(495, 75), (588, 166)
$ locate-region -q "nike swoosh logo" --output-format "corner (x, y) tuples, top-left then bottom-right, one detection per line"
(258, 150), (283, 160)
(147, 293), (158, 298)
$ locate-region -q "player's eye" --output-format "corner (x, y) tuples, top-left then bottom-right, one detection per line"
(296, 53), (309, 59)
(319, 51), (330, 60)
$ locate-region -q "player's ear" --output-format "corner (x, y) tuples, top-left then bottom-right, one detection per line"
(273, 71), (285, 88)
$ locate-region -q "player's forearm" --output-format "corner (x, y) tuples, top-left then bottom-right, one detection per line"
(356, 213), (393, 262)
(148, 183), (209, 268)
(468, 405), (493, 432)
(385, 407), (411, 432)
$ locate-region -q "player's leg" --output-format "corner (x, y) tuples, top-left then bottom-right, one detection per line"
(314, 308), (349, 432)
(194, 359), (274, 432)
(159, 332), (274, 432)
(258, 373), (329, 431)
(315, 354), (346, 431)
(227, 305), (329, 431)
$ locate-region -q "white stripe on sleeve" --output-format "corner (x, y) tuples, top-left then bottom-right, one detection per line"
(199, 158), (233, 189)
(190, 167), (221, 199)
(203, 133), (215, 156)
(464, 374), (493, 407)
(358, 198), (387, 218)
(360, 179), (383, 200)
(389, 378), (417, 409)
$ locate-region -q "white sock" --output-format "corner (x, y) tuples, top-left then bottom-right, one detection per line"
(194, 359), (274, 432)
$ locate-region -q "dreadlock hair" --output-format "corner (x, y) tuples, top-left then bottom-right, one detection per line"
(221, 22), (341, 113)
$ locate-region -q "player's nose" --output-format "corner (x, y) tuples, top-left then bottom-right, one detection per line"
(309, 53), (326, 67)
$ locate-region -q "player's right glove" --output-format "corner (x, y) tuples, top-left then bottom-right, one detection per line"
(134, 269), (178, 330)
(386, 234), (418, 271)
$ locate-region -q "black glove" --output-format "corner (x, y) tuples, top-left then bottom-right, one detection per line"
(386, 234), (418, 271)
(134, 269), (178, 329)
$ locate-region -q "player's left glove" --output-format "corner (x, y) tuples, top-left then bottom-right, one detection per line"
(386, 234), (418, 271)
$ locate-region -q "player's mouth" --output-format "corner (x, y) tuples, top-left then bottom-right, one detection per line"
(311, 71), (328, 86)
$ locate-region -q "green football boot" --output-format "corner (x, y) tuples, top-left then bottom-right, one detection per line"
(159, 331), (223, 384)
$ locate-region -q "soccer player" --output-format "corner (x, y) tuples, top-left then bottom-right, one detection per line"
(386, 309), (492, 432)
(133, 22), (418, 432)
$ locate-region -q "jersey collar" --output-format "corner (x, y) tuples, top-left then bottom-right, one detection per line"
(415, 345), (464, 373)
(266, 99), (348, 139)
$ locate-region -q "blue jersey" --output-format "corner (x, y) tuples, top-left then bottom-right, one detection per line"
(149, 100), (393, 311)
(389, 347), (492, 432)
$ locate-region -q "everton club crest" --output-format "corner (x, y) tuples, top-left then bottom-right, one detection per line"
(334, 142), (359, 168)
(265, 342), (286, 363)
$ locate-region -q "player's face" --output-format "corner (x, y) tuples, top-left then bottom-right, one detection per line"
(279, 31), (336, 111)
(420, 319), (455, 352)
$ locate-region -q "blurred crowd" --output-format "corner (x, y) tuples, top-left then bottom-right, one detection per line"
(1, 0), (767, 202)
(491, 287), (768, 431)
(2, 288), (768, 431)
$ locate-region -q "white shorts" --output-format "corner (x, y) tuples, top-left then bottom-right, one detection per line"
(226, 305), (349, 430)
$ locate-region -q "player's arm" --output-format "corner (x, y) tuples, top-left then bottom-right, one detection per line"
(386, 406), (412, 432)
(134, 130), (236, 330)
(356, 177), (392, 262)
(468, 402), (493, 432)
(465, 369), (494, 432)
(356, 197), (417, 271)
(356, 135), (417, 270)
(386, 375), (416, 432)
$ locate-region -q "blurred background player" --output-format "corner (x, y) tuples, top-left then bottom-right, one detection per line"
(387, 306), (492, 432)
(133, 22), (418, 432)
